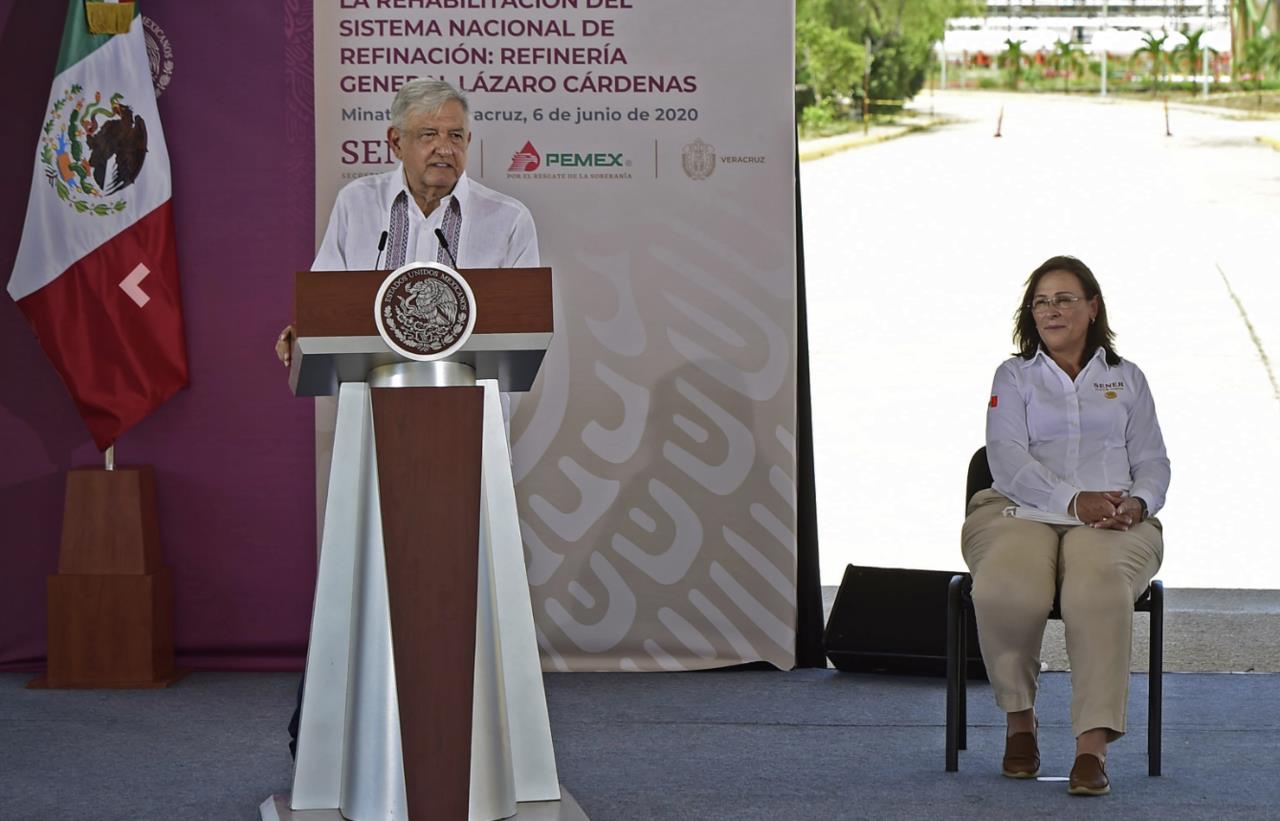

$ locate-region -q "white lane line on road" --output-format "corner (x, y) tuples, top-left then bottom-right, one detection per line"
(1217, 262), (1280, 407)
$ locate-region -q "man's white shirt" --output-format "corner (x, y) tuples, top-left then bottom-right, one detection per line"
(986, 346), (1170, 517)
(312, 165), (539, 270)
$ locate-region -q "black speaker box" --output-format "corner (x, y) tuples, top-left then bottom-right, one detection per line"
(823, 564), (987, 678)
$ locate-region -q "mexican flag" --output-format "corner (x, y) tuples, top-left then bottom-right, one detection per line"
(7, 1), (188, 451)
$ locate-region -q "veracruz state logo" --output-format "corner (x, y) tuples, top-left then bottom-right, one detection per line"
(375, 262), (477, 361)
(682, 138), (715, 180)
(40, 85), (148, 217)
(509, 141), (541, 172)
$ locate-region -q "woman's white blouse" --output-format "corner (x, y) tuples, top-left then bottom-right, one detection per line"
(986, 347), (1170, 516)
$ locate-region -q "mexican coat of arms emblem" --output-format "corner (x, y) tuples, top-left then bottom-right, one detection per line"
(375, 263), (477, 361)
(40, 86), (148, 217)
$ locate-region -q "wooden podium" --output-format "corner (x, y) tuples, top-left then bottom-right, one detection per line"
(284, 267), (566, 821)
(288, 267), (553, 397)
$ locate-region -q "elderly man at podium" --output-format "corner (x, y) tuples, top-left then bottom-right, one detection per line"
(272, 78), (565, 821)
(276, 77), (538, 366)
(275, 76), (547, 767)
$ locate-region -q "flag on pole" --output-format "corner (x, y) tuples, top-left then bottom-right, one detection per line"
(7, 0), (188, 451)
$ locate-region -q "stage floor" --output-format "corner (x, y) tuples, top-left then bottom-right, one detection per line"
(259, 789), (587, 820)
(3, 669), (1278, 819)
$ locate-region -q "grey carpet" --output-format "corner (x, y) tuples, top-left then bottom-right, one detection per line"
(2, 670), (1277, 820)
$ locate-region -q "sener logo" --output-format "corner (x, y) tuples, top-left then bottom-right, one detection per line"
(508, 141), (540, 172)
(546, 153), (625, 167)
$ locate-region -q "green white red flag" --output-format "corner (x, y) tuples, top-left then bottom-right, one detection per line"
(8, 1), (188, 450)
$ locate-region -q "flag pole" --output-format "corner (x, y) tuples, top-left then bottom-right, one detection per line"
(105, 445), (115, 472)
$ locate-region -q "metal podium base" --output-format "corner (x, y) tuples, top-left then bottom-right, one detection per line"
(290, 377), (560, 819)
(259, 788), (589, 821)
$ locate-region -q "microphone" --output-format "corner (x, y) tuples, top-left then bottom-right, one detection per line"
(434, 227), (459, 268)
(373, 230), (388, 270)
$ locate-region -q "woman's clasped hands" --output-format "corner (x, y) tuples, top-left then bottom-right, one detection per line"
(1072, 491), (1143, 531)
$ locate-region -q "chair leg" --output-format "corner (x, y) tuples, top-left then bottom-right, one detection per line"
(1148, 581), (1164, 776)
(958, 606), (968, 751)
(946, 575), (963, 771)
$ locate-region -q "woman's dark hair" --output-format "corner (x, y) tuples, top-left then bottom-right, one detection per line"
(1014, 255), (1120, 366)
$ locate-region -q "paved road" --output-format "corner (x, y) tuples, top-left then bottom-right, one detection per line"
(802, 90), (1280, 589)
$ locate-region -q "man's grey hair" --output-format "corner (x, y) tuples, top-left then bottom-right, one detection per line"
(391, 79), (470, 131)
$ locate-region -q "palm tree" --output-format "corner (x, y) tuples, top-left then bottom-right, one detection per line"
(1237, 35), (1275, 107)
(1135, 32), (1170, 96)
(1047, 40), (1087, 94)
(999, 38), (1027, 90)
(1172, 28), (1203, 83)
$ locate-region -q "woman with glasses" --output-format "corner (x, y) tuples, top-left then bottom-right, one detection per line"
(961, 255), (1170, 796)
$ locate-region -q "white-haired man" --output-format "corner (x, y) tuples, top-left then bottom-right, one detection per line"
(279, 79), (538, 759)
(276, 78), (538, 365)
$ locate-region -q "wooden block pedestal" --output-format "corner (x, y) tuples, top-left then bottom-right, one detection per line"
(28, 466), (184, 689)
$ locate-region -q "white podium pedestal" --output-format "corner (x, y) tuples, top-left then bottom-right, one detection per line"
(283, 380), (561, 820)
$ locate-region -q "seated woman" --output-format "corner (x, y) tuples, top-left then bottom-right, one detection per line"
(961, 255), (1169, 796)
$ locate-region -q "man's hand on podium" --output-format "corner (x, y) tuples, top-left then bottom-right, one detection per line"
(276, 325), (294, 367)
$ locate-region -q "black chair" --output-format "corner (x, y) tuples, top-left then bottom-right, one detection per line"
(945, 447), (1163, 775)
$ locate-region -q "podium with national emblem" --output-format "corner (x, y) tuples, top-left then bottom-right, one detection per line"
(266, 263), (584, 821)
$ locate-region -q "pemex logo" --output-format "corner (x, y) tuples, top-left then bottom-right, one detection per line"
(508, 141), (540, 172)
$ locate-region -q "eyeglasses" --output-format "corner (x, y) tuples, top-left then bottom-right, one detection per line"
(1028, 294), (1084, 314)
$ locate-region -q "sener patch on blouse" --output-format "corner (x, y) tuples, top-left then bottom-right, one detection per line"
(989, 395), (998, 409)
(1093, 380), (1126, 400)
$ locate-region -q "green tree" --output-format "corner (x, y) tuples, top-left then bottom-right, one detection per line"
(1135, 32), (1170, 96)
(999, 38), (1027, 90)
(1236, 34), (1277, 105)
(1232, 0), (1280, 60)
(796, 18), (868, 103)
(1172, 28), (1209, 82)
(1047, 40), (1087, 94)
(796, 0), (980, 106)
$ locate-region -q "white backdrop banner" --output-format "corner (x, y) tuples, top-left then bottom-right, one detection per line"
(314, 0), (798, 670)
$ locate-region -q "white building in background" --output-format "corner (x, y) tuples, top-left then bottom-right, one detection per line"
(946, 1), (1232, 57)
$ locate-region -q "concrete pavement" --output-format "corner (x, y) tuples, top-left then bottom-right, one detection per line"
(801, 90), (1280, 592)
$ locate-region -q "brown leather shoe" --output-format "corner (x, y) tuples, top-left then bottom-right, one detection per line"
(1001, 731), (1040, 778)
(1068, 753), (1111, 796)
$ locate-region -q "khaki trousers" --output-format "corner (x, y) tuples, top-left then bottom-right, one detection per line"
(960, 489), (1162, 740)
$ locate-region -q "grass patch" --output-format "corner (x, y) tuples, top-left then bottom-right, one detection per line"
(799, 115), (911, 141)
(1192, 93), (1280, 114)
